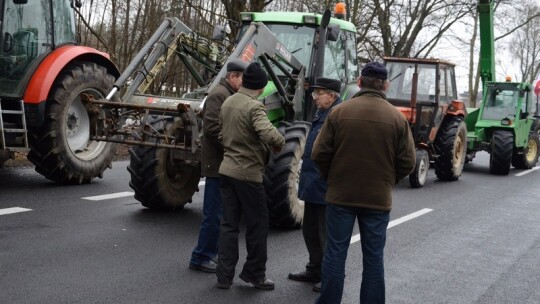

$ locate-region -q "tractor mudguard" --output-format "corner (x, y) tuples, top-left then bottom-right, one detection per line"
(446, 100), (467, 117)
(23, 45), (119, 105)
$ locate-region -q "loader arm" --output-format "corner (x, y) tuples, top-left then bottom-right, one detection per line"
(88, 20), (306, 155)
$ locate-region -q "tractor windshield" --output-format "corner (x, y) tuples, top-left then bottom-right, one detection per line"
(0, 0), (76, 98)
(238, 23), (354, 81)
(482, 84), (521, 120)
(386, 62), (437, 103)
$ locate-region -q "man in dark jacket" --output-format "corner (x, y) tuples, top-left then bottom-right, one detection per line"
(216, 62), (285, 291)
(288, 77), (342, 292)
(189, 59), (247, 273)
(313, 62), (415, 304)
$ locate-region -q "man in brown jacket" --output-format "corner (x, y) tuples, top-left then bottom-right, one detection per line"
(215, 62), (285, 291)
(313, 62), (415, 304)
(189, 60), (247, 273)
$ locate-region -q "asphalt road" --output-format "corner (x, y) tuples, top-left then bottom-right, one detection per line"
(1, 153), (539, 304)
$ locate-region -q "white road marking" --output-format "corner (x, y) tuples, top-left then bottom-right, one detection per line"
(82, 191), (134, 201)
(0, 207), (32, 216)
(350, 208), (433, 244)
(515, 166), (540, 177)
(82, 181), (205, 202)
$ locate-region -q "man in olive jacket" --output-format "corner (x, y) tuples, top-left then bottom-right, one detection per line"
(313, 62), (415, 304)
(189, 60), (247, 273)
(216, 62), (285, 291)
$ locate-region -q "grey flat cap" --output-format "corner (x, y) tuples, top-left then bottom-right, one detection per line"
(227, 59), (249, 72)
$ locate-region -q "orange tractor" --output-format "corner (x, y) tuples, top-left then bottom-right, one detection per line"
(384, 57), (468, 187)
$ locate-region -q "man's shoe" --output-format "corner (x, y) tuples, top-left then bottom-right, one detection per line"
(189, 260), (217, 273)
(215, 281), (232, 289)
(288, 270), (321, 283)
(312, 282), (321, 292)
(239, 273), (275, 290)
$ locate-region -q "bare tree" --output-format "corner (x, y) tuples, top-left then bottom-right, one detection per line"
(509, 3), (540, 83)
(356, 0), (473, 62)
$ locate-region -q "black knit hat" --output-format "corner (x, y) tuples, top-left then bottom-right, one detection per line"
(226, 59), (248, 72)
(242, 62), (268, 90)
(361, 62), (388, 80)
(311, 77), (342, 93)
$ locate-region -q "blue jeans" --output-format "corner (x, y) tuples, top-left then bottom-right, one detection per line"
(316, 204), (389, 304)
(190, 177), (222, 265)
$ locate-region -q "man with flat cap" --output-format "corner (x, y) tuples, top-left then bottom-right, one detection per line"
(189, 59), (248, 273)
(216, 61), (285, 290)
(313, 62), (415, 303)
(288, 77), (342, 293)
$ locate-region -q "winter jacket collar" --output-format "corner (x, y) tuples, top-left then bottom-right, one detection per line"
(353, 88), (387, 100)
(314, 97), (342, 122)
(220, 78), (237, 95)
(238, 87), (261, 99)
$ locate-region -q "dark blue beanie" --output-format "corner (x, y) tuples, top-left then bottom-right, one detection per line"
(361, 62), (388, 80)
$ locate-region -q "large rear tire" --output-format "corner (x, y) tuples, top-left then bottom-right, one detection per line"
(434, 117), (467, 181)
(409, 149), (429, 188)
(263, 121), (310, 229)
(27, 61), (117, 184)
(489, 130), (513, 175)
(511, 133), (539, 169)
(127, 116), (200, 210)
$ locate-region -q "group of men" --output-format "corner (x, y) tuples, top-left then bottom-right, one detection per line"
(188, 59), (416, 303)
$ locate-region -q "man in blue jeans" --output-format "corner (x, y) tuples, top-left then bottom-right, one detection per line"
(189, 59), (248, 273)
(312, 62), (415, 303)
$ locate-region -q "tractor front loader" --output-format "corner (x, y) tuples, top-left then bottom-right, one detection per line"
(86, 6), (358, 228)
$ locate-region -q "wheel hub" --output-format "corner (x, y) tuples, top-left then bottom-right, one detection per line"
(66, 112), (80, 136)
(525, 138), (538, 162)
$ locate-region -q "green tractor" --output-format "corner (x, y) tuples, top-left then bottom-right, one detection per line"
(88, 7), (359, 228)
(465, 0), (540, 174)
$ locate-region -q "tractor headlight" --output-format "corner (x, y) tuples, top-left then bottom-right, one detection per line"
(501, 117), (513, 126)
(303, 15), (317, 24)
(241, 14), (253, 22)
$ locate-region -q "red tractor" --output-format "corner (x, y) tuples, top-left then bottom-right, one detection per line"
(0, 0), (119, 183)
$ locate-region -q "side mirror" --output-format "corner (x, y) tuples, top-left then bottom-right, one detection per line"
(212, 25), (226, 41)
(13, 0), (28, 4)
(327, 24), (340, 42)
(70, 0), (82, 8)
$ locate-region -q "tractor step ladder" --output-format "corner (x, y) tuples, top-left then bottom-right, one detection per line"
(0, 100), (29, 151)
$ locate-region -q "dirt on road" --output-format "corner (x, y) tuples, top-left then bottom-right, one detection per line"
(2, 144), (131, 168)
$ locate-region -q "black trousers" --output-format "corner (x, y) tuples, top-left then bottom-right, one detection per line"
(303, 202), (327, 275)
(216, 174), (269, 283)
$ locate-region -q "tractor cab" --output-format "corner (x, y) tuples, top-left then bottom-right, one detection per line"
(0, 0), (77, 98)
(479, 82), (534, 122)
(237, 11), (359, 121)
(385, 57), (460, 146)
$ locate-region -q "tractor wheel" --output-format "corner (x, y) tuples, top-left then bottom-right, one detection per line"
(489, 130), (513, 175)
(434, 117), (467, 181)
(511, 133), (539, 169)
(263, 121), (310, 229)
(127, 116), (200, 210)
(409, 149), (429, 188)
(27, 61), (117, 184)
